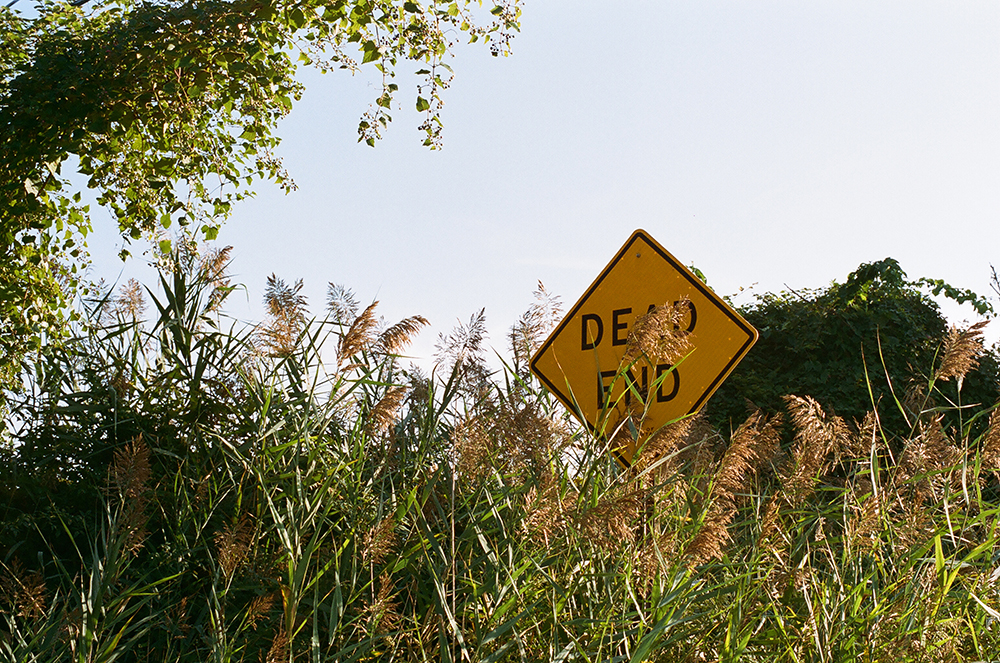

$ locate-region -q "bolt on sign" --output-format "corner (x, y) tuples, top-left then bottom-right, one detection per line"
(530, 229), (758, 466)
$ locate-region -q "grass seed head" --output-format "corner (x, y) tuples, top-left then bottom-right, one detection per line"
(244, 593), (276, 631)
(199, 245), (233, 312)
(338, 301), (380, 368)
(575, 489), (645, 552)
(623, 298), (693, 367)
(374, 315), (429, 355)
(108, 435), (152, 554)
(215, 514), (254, 581)
(367, 386), (408, 438)
(453, 415), (492, 482)
(363, 574), (401, 634)
(260, 274), (308, 357)
(981, 408), (1000, 470)
(935, 320), (989, 386)
(114, 278), (147, 320)
(523, 474), (573, 547)
(782, 395), (850, 502)
(262, 627), (289, 663)
(362, 516), (398, 567)
(326, 282), (360, 324)
(0, 559), (48, 622)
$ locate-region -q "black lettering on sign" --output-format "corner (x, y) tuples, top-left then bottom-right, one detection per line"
(612, 308), (631, 346)
(597, 369), (617, 407)
(655, 364), (680, 402)
(673, 300), (697, 334)
(581, 313), (603, 350)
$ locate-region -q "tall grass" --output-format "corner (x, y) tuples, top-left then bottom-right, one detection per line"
(2, 250), (999, 662)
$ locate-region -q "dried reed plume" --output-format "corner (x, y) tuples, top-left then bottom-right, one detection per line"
(453, 415), (491, 482)
(435, 309), (490, 398)
(374, 315), (430, 355)
(485, 399), (570, 472)
(780, 395), (851, 502)
(362, 516), (397, 567)
(214, 514), (254, 581)
(0, 559), (48, 622)
(760, 398), (848, 544)
(847, 490), (883, 552)
(367, 386), (408, 438)
(262, 628), (289, 663)
(981, 408), (1000, 470)
(107, 435), (151, 554)
(934, 320), (989, 387)
(114, 278), (147, 320)
(338, 301), (380, 369)
(326, 283), (360, 324)
(199, 245), (233, 312)
(630, 414), (699, 476)
(260, 275), (308, 357)
(851, 411), (881, 460)
(686, 411), (781, 566)
(244, 593), (276, 631)
(509, 281), (563, 372)
(635, 531), (678, 582)
(896, 416), (962, 502)
(363, 574), (402, 634)
(108, 435), (151, 500)
(575, 489), (646, 552)
(623, 298), (693, 367)
(523, 474), (573, 547)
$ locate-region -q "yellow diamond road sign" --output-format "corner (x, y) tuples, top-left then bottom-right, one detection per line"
(530, 229), (758, 466)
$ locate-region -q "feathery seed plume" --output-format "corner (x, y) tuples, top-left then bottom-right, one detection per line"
(338, 301), (380, 369)
(981, 408), (1000, 470)
(367, 386), (408, 438)
(685, 411), (780, 566)
(114, 278), (147, 320)
(935, 320), (989, 387)
(0, 559), (48, 622)
(215, 514), (254, 581)
(363, 574), (401, 634)
(781, 395), (850, 502)
(362, 516), (397, 567)
(453, 415), (492, 481)
(260, 275), (308, 357)
(623, 298), (693, 367)
(326, 282), (360, 324)
(375, 315), (429, 355)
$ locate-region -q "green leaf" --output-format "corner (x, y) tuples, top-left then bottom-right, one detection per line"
(447, 2), (459, 17)
(361, 41), (381, 64)
(415, 96), (430, 112)
(158, 239), (172, 254)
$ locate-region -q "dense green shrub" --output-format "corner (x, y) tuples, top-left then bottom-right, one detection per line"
(709, 258), (1000, 441)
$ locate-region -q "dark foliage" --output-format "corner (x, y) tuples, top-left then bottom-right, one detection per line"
(708, 258), (1000, 440)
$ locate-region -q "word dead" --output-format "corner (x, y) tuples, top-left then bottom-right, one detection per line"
(579, 301), (697, 408)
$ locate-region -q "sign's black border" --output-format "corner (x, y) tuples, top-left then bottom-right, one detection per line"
(529, 229), (758, 463)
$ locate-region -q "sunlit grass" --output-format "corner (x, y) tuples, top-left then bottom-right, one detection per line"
(2, 250), (999, 662)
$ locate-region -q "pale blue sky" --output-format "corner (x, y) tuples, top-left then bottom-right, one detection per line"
(89, 1), (1000, 362)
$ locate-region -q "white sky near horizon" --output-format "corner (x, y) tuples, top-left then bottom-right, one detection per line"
(85, 1), (1000, 367)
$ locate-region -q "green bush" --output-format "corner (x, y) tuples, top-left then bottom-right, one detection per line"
(709, 258), (1000, 443)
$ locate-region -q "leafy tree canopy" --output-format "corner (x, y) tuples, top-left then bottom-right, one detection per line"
(708, 258), (999, 439)
(0, 0), (521, 388)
